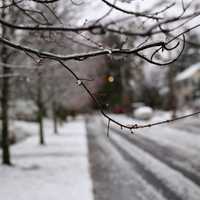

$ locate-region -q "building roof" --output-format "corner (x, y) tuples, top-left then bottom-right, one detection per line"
(176, 62), (200, 82)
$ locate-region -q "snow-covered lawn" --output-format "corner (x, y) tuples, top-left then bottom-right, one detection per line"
(0, 119), (93, 200)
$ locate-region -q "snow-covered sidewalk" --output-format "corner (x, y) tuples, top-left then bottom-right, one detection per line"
(0, 119), (94, 200)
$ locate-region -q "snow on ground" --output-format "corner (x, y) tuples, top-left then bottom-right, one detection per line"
(99, 113), (200, 199)
(111, 129), (200, 200)
(101, 113), (200, 181)
(87, 118), (167, 200)
(0, 119), (94, 200)
(107, 112), (200, 154)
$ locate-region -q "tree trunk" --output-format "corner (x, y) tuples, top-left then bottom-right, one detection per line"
(1, 64), (11, 165)
(37, 71), (45, 145)
(1, 5), (11, 165)
(38, 106), (45, 145)
(52, 101), (58, 134)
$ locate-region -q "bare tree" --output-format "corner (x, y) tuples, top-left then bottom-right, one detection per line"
(1, 0), (200, 164)
(1, 4), (11, 165)
(0, 1), (21, 165)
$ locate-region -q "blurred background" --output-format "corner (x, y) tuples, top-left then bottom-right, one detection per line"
(0, 0), (200, 200)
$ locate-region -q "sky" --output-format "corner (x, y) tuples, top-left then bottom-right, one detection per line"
(78, 0), (198, 23)
(59, 0), (200, 87)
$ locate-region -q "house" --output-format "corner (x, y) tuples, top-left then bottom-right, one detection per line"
(175, 62), (200, 107)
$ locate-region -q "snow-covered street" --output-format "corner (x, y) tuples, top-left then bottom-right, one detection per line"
(87, 114), (200, 200)
(1, 0), (200, 199)
(0, 120), (93, 200)
(0, 114), (200, 200)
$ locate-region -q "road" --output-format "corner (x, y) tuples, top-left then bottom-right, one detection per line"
(170, 116), (200, 135)
(86, 115), (200, 200)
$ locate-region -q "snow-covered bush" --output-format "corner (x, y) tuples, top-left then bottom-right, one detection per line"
(134, 106), (153, 120)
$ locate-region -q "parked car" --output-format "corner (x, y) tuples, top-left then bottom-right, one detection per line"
(112, 105), (125, 114)
(133, 106), (153, 120)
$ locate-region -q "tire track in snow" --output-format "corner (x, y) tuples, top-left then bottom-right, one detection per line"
(87, 121), (167, 200)
(173, 125), (200, 135)
(108, 127), (200, 200)
(111, 127), (200, 187)
(109, 137), (182, 200)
